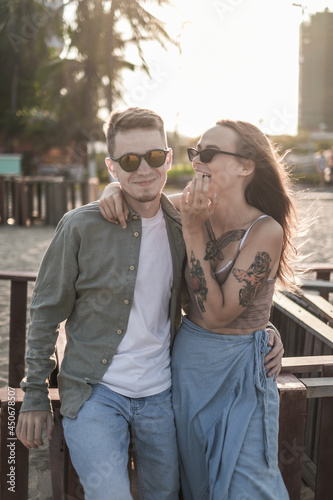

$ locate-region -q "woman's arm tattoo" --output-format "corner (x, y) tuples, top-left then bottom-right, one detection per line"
(232, 251), (272, 307)
(189, 251), (208, 312)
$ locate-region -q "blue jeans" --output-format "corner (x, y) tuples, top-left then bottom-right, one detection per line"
(62, 384), (179, 500)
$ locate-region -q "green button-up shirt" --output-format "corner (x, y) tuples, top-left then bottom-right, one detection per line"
(20, 193), (186, 418)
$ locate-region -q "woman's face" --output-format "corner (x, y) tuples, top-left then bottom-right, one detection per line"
(193, 125), (242, 191)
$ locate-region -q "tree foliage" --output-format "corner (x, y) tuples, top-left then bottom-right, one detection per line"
(0, 0), (175, 161)
(0, 0), (64, 151)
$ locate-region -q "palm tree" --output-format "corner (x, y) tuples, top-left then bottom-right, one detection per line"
(67, 0), (175, 113)
(61, 0), (176, 175)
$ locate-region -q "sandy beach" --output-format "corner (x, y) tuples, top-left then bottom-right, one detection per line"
(0, 185), (332, 499)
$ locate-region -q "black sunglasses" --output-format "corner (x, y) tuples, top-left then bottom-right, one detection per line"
(110, 149), (170, 172)
(187, 147), (248, 163)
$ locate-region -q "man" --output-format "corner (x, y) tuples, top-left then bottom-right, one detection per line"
(17, 107), (185, 499)
(17, 107), (282, 500)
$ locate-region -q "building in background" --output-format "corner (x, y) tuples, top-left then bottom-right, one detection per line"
(298, 9), (333, 133)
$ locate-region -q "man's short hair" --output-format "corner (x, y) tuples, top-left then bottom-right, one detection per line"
(104, 107), (167, 156)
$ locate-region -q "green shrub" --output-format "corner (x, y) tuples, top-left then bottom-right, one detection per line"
(167, 163), (194, 180)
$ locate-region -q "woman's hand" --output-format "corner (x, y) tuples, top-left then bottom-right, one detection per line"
(180, 174), (216, 235)
(99, 182), (129, 228)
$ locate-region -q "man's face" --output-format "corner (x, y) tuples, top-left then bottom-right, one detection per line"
(106, 128), (172, 214)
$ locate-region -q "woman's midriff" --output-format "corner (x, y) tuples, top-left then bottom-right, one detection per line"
(187, 313), (267, 335)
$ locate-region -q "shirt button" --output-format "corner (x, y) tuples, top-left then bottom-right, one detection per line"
(84, 377), (89, 381)
(129, 265), (135, 271)
(117, 329), (123, 335)
(133, 232), (139, 237)
(101, 358), (108, 364)
(124, 299), (129, 305)
(133, 215), (138, 220)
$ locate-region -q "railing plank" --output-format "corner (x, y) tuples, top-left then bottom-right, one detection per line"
(273, 292), (333, 348)
(299, 279), (333, 299)
(299, 377), (333, 398)
(0, 271), (37, 281)
(282, 355), (333, 373)
(315, 365), (333, 500)
(277, 372), (307, 500)
(285, 291), (333, 326)
(302, 293), (333, 326)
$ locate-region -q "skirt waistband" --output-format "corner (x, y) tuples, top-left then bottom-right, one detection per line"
(180, 315), (266, 343)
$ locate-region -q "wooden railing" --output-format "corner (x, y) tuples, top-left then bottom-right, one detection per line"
(0, 271), (135, 500)
(296, 263), (333, 301)
(1, 268), (333, 499)
(0, 176), (99, 226)
(0, 271), (84, 500)
(278, 357), (333, 500)
(272, 264), (333, 499)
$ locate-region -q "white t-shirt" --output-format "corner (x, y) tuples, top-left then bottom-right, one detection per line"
(101, 207), (173, 398)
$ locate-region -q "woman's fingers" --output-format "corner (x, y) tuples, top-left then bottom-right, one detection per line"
(115, 197), (129, 229)
(99, 198), (118, 223)
(187, 177), (196, 205)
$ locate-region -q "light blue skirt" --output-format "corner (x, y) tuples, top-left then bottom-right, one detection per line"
(172, 317), (289, 500)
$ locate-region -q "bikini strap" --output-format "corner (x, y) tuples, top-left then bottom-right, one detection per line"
(238, 215), (270, 252)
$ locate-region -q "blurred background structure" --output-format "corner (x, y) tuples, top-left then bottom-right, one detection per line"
(299, 10), (333, 134)
(0, 0), (333, 227)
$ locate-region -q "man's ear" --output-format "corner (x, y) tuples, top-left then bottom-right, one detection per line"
(166, 148), (173, 172)
(105, 157), (118, 179)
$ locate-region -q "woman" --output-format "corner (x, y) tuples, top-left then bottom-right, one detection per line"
(171, 120), (296, 499)
(99, 118), (294, 499)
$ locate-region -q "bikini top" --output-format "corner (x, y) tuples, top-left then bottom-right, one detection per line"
(185, 215), (276, 330)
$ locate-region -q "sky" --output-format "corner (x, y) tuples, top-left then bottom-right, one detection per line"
(105, 0), (332, 138)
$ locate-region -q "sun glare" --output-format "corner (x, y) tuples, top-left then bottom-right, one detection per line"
(118, 0), (331, 138)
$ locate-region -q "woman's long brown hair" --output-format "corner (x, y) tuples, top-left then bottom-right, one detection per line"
(216, 119), (298, 291)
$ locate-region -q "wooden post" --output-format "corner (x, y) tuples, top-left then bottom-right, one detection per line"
(27, 182), (34, 224)
(316, 270), (331, 300)
(45, 180), (68, 226)
(0, 176), (6, 224)
(0, 394), (29, 500)
(315, 365), (333, 499)
(8, 280), (28, 388)
(19, 181), (29, 226)
(88, 178), (99, 202)
(63, 444), (85, 500)
(37, 182), (43, 219)
(13, 179), (20, 225)
(49, 405), (65, 500)
(277, 372), (307, 500)
(80, 182), (89, 206)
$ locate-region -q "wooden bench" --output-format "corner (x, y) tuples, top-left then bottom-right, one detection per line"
(2, 269), (333, 499)
(278, 357), (333, 500)
(272, 288), (333, 499)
